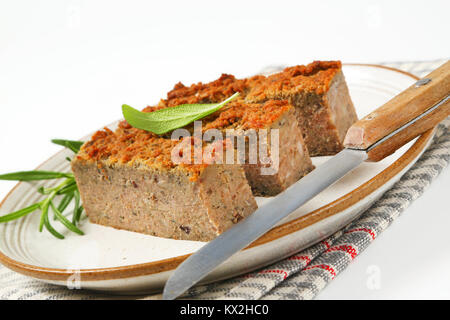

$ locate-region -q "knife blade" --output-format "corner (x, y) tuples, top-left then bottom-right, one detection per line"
(163, 148), (367, 300)
(163, 61), (450, 300)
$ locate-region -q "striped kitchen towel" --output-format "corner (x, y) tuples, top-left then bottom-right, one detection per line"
(0, 59), (448, 300)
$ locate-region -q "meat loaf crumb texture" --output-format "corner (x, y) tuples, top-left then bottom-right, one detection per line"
(202, 100), (314, 196)
(72, 159), (257, 241)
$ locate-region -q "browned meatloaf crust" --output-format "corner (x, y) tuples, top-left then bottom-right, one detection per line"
(163, 61), (358, 156)
(245, 61), (358, 156)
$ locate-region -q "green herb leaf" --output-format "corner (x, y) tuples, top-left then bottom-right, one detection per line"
(39, 200), (49, 232)
(72, 190), (81, 224)
(57, 193), (74, 214)
(122, 92), (240, 135)
(38, 186), (53, 195)
(74, 205), (84, 224)
(0, 140), (84, 239)
(38, 179), (73, 232)
(0, 171), (73, 181)
(0, 203), (41, 223)
(56, 180), (77, 195)
(50, 202), (84, 236)
(43, 206), (65, 239)
(51, 139), (84, 153)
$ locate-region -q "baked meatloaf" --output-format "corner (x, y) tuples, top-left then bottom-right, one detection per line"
(72, 60), (356, 241)
(71, 99), (312, 239)
(72, 124), (258, 241)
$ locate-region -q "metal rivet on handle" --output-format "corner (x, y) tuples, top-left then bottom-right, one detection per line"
(415, 78), (432, 87)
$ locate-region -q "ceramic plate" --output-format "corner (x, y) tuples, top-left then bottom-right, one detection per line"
(0, 64), (434, 294)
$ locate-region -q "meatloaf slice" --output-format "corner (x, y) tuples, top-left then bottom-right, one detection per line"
(72, 126), (257, 241)
(202, 100), (314, 196)
(245, 61), (358, 156)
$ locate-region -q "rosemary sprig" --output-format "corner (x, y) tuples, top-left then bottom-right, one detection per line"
(0, 139), (85, 239)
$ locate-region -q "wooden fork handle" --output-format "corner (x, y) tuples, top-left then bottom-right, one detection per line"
(344, 61), (450, 161)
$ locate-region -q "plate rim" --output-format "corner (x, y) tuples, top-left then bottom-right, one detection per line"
(0, 63), (432, 282)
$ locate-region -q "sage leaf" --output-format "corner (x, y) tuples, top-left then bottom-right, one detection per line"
(122, 92), (240, 135)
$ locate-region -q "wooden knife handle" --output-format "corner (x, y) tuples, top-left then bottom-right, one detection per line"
(344, 61), (450, 161)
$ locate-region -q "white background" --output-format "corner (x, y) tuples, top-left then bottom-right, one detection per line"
(0, 0), (449, 299)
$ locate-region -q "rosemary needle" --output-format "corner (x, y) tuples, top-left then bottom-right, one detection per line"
(0, 138), (85, 239)
(50, 202), (84, 236)
(43, 206), (65, 239)
(0, 203), (41, 223)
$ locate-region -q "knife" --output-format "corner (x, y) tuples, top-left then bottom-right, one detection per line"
(163, 61), (450, 300)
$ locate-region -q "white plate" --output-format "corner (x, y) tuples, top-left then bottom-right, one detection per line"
(0, 64), (433, 294)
